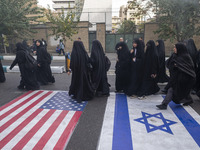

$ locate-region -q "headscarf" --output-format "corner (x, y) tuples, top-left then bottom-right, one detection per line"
(174, 42), (196, 78)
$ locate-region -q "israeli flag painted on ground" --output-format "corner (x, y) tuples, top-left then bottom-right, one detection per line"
(98, 93), (200, 150)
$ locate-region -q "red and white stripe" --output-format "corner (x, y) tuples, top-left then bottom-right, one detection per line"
(0, 90), (82, 150)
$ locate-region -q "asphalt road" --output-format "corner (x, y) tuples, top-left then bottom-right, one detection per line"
(0, 72), (200, 150)
(1, 53), (200, 149)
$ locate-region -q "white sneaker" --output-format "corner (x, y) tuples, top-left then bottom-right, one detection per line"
(138, 96), (146, 100)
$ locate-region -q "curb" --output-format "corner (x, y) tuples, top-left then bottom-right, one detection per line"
(0, 56), (65, 61)
(3, 66), (65, 74)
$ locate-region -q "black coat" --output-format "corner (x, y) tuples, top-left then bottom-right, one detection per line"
(69, 41), (94, 101)
(169, 43), (196, 103)
(115, 42), (131, 91)
(90, 40), (110, 95)
(0, 60), (6, 82)
(10, 43), (39, 90)
(36, 41), (54, 84)
(138, 40), (160, 96)
(156, 40), (169, 83)
(125, 39), (144, 96)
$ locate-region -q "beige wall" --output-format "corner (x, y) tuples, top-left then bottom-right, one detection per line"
(144, 23), (200, 56)
(30, 21), (89, 53)
(96, 23), (106, 51)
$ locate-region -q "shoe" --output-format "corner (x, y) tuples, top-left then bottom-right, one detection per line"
(183, 101), (193, 106)
(130, 95), (137, 99)
(115, 90), (123, 93)
(138, 96), (146, 100)
(161, 89), (167, 94)
(17, 85), (25, 90)
(156, 104), (167, 110)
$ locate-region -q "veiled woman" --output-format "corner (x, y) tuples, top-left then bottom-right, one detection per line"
(137, 40), (160, 98)
(125, 38), (144, 97)
(156, 40), (169, 83)
(156, 43), (196, 109)
(115, 42), (130, 92)
(0, 59), (6, 83)
(10, 43), (39, 90)
(35, 40), (55, 85)
(69, 41), (94, 102)
(90, 40), (110, 97)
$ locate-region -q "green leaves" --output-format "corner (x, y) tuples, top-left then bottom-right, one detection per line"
(45, 7), (79, 42)
(117, 20), (136, 34)
(0, 0), (43, 39)
(152, 0), (200, 42)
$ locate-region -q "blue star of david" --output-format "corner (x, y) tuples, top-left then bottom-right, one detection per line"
(134, 112), (177, 134)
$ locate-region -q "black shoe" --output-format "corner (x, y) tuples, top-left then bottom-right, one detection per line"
(115, 90), (123, 93)
(156, 104), (167, 110)
(183, 101), (193, 106)
(17, 85), (25, 90)
(161, 89), (167, 94)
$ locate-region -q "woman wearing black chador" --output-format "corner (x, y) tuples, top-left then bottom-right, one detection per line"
(69, 41), (94, 102)
(156, 40), (169, 83)
(115, 42), (130, 93)
(10, 43), (39, 90)
(137, 40), (160, 98)
(90, 40), (110, 97)
(35, 40), (55, 85)
(156, 43), (196, 109)
(125, 38), (144, 97)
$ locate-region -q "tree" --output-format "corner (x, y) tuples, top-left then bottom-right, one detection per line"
(0, 0), (42, 38)
(152, 0), (200, 42)
(117, 20), (136, 34)
(127, 0), (155, 19)
(44, 7), (80, 43)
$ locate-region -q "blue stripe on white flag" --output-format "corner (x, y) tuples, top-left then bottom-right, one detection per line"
(169, 101), (200, 147)
(112, 94), (133, 150)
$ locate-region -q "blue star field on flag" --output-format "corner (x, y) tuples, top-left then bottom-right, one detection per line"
(40, 91), (87, 111)
(134, 112), (177, 134)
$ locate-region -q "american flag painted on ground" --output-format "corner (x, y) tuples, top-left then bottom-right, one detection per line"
(0, 90), (87, 150)
(98, 93), (200, 150)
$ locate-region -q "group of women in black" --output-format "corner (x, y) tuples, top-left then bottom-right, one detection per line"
(68, 40), (110, 102)
(115, 39), (168, 98)
(115, 38), (200, 110)
(8, 40), (54, 90)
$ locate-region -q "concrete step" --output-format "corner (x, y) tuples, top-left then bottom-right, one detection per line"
(3, 66), (65, 74)
(0, 56), (66, 61)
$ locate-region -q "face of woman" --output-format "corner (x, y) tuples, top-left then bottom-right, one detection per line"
(133, 42), (137, 48)
(173, 45), (177, 54)
(36, 41), (40, 46)
(156, 41), (159, 46)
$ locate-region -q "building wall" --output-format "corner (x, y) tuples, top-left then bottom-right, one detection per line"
(96, 23), (106, 51)
(30, 21), (89, 53)
(80, 0), (112, 31)
(144, 23), (200, 56)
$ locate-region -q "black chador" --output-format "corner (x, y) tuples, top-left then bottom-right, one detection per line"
(36, 40), (55, 85)
(10, 43), (39, 90)
(196, 50), (200, 97)
(69, 41), (94, 102)
(90, 40), (110, 96)
(156, 40), (169, 83)
(115, 42), (130, 92)
(157, 43), (196, 109)
(0, 59), (6, 83)
(138, 40), (160, 97)
(125, 39), (144, 96)
(185, 39), (198, 70)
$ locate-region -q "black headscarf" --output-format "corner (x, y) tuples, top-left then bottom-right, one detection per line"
(144, 40), (159, 76)
(156, 40), (165, 63)
(91, 40), (106, 89)
(174, 43), (196, 78)
(16, 42), (26, 52)
(117, 42), (130, 63)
